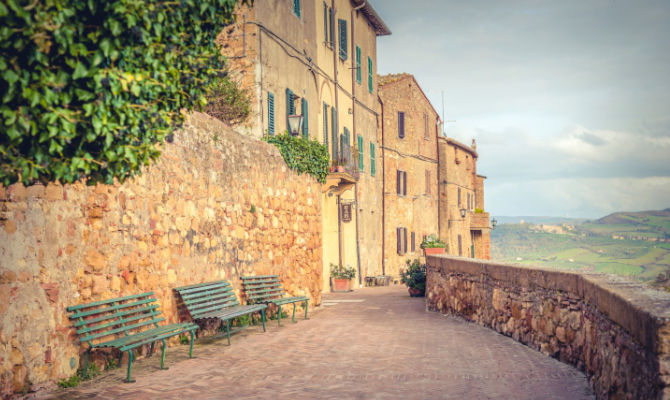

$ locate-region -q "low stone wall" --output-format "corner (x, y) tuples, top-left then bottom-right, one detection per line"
(426, 255), (670, 399)
(0, 112), (322, 396)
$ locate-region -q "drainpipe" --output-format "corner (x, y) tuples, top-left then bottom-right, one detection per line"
(352, 1), (365, 286)
(332, 0), (342, 274)
(379, 94), (385, 276)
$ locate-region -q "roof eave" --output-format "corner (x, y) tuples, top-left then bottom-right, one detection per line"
(353, 0), (392, 36)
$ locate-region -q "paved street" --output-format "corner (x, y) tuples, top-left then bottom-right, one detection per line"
(45, 286), (592, 399)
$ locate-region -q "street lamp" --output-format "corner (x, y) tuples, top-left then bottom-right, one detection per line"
(459, 208), (466, 218)
(491, 217), (497, 229)
(287, 114), (303, 136)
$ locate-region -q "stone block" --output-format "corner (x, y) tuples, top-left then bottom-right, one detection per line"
(84, 249), (106, 271)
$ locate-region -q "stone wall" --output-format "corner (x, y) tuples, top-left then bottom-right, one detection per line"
(0, 112), (323, 396)
(426, 255), (670, 399)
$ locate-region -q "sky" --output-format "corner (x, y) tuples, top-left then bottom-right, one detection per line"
(374, 0), (670, 218)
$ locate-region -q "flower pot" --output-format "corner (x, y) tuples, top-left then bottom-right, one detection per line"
(408, 287), (425, 297)
(424, 247), (445, 256)
(333, 278), (351, 292)
(336, 165), (344, 173)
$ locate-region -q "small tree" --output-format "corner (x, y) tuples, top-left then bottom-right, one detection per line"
(0, 0), (246, 186)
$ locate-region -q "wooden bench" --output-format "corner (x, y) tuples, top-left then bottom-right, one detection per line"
(241, 275), (309, 326)
(174, 281), (267, 345)
(66, 292), (198, 383)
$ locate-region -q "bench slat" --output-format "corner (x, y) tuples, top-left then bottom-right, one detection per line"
(195, 304), (267, 320)
(93, 320), (178, 348)
(66, 292), (154, 312)
(117, 323), (198, 352)
(240, 275), (279, 280)
(81, 317), (164, 343)
(181, 289), (235, 303)
(77, 311), (162, 335)
(174, 281), (229, 293)
(190, 300), (241, 318)
(69, 297), (156, 319)
(73, 305), (159, 327)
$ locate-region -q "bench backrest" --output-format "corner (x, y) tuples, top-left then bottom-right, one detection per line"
(67, 292), (163, 347)
(174, 281), (240, 319)
(241, 275), (286, 303)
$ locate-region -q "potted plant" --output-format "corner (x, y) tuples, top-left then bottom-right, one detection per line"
(400, 259), (426, 297)
(330, 263), (356, 292)
(420, 234), (446, 255)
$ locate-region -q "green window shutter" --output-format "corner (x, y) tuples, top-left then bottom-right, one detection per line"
(301, 98), (308, 138)
(367, 57), (373, 93)
(329, 8), (334, 46)
(357, 135), (364, 171)
(370, 142), (375, 176)
(286, 88), (294, 132)
(267, 92), (275, 135)
(331, 107), (338, 160)
(323, 102), (328, 147)
(323, 3), (328, 43)
(293, 0), (300, 18)
(355, 46), (362, 84)
(338, 19), (347, 60)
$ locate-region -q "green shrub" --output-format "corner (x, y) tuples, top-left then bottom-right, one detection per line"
(474, 208), (484, 213)
(201, 73), (251, 125)
(400, 259), (426, 291)
(264, 133), (330, 184)
(58, 362), (100, 388)
(330, 263), (356, 279)
(420, 234), (446, 249)
(1, 0), (245, 186)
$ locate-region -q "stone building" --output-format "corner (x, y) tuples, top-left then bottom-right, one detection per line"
(218, 0), (391, 289)
(378, 74), (441, 278)
(437, 137), (491, 259)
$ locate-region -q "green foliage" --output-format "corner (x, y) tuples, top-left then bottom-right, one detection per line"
(264, 133), (330, 184)
(250, 204), (256, 214)
(233, 314), (252, 327)
(0, 0), (244, 186)
(179, 334), (190, 345)
(330, 263), (356, 279)
(400, 259), (426, 291)
(201, 73), (251, 125)
(474, 208), (484, 213)
(58, 362), (100, 388)
(420, 234), (446, 249)
(269, 310), (288, 320)
(105, 358), (119, 370)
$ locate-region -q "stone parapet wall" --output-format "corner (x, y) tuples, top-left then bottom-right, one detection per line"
(426, 255), (670, 399)
(0, 112), (322, 396)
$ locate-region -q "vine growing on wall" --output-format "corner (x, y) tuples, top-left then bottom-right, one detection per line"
(264, 133), (330, 184)
(0, 0), (247, 186)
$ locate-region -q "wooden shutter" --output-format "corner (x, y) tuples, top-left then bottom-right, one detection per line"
(293, 0), (300, 17)
(357, 135), (364, 171)
(370, 142), (375, 176)
(338, 19), (347, 60)
(397, 228), (402, 255)
(329, 8), (334, 46)
(396, 170), (402, 195)
(267, 92), (275, 135)
(286, 88), (294, 133)
(411, 232), (415, 252)
(424, 113), (429, 139)
(323, 102), (328, 146)
(301, 98), (308, 138)
(403, 171), (407, 195)
(323, 2), (328, 42)
(403, 228), (408, 254)
(368, 57), (373, 93)
(356, 46), (362, 84)
(425, 170), (430, 195)
(398, 112), (405, 138)
(331, 107), (338, 160)
(458, 235), (462, 256)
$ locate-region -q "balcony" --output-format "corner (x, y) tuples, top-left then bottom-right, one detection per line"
(469, 210), (491, 230)
(322, 139), (359, 194)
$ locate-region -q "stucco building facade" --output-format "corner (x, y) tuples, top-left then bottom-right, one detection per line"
(218, 0), (390, 289)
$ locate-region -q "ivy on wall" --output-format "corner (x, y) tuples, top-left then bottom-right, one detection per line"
(0, 0), (246, 186)
(264, 133), (330, 184)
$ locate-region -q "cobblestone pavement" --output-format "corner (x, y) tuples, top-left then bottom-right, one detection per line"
(43, 286), (593, 399)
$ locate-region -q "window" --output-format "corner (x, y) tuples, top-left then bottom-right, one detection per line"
(357, 134), (364, 171)
(425, 170), (430, 195)
(396, 227), (408, 255)
(423, 113), (429, 139)
(396, 170), (407, 195)
(267, 92), (275, 135)
(323, 102), (329, 146)
(398, 111), (405, 138)
(355, 46), (362, 84)
(367, 57), (373, 93)
(369, 142), (376, 176)
(323, 2), (328, 42)
(301, 98), (308, 138)
(293, 0), (300, 18)
(331, 107), (338, 160)
(458, 234), (462, 256)
(411, 232), (416, 252)
(338, 19), (347, 60)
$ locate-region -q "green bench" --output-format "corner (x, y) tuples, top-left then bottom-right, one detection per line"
(66, 292), (198, 383)
(174, 280), (267, 345)
(241, 275), (309, 326)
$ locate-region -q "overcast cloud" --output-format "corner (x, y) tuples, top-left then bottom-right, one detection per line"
(375, 0), (670, 218)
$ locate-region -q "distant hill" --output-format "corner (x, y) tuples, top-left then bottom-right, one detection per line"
(495, 216), (586, 225)
(594, 209), (670, 225)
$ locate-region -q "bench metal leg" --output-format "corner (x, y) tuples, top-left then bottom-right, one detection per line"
(292, 302), (296, 323)
(261, 309), (266, 332)
(225, 319), (231, 345)
(277, 305), (282, 326)
(160, 339), (168, 370)
(149, 341), (155, 357)
(125, 350), (135, 383)
(82, 348), (91, 377)
(304, 300), (309, 320)
(189, 330), (195, 358)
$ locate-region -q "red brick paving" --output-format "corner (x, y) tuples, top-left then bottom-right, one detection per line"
(41, 286), (593, 399)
